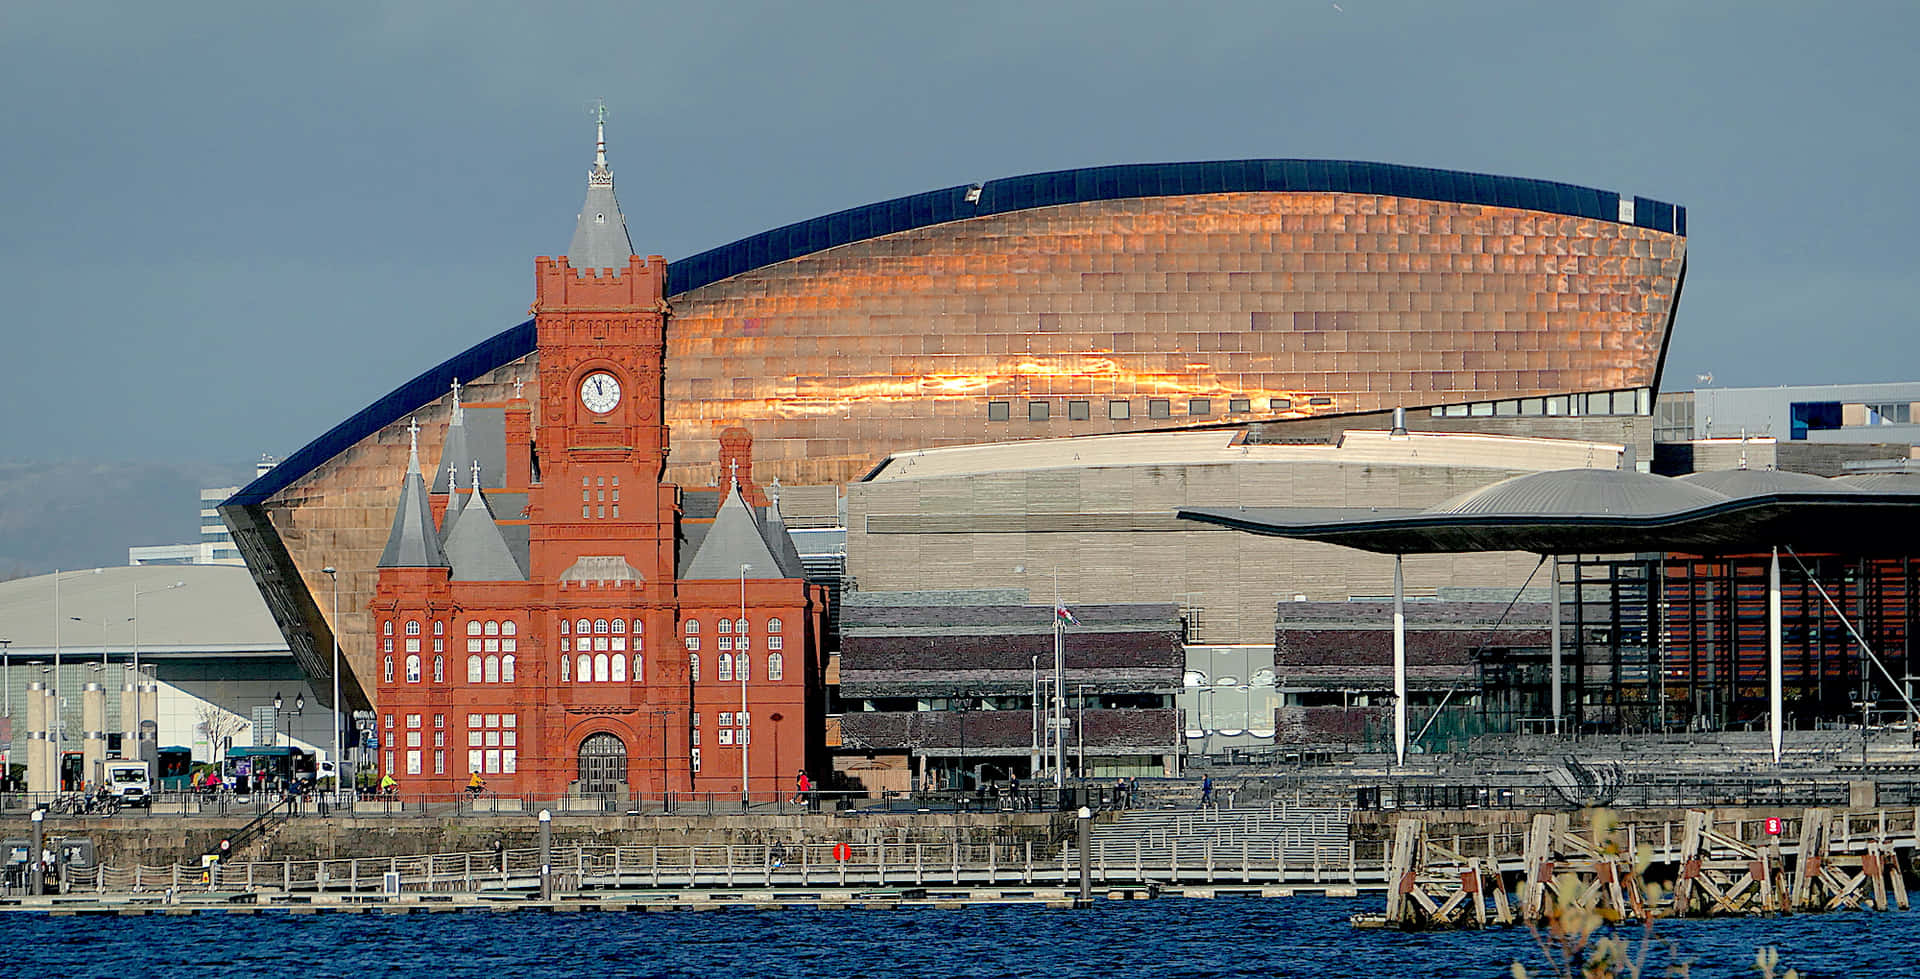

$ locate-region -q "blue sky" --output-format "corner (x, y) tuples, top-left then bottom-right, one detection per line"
(2, 1), (1914, 466)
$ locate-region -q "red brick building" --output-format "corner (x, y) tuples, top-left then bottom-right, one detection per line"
(370, 118), (826, 801)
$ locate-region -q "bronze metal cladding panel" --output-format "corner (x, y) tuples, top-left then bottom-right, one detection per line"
(661, 193), (1685, 488)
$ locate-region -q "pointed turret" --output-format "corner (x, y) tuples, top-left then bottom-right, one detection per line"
(431, 378), (470, 495)
(761, 478), (807, 578)
(682, 475), (801, 580)
(443, 462), (528, 581)
(567, 103), (635, 271)
(378, 419), (451, 569)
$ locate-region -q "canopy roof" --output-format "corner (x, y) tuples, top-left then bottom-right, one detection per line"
(1179, 468), (1920, 556)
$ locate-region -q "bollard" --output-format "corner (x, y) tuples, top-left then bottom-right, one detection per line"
(538, 809), (552, 901)
(1077, 806), (1092, 907)
(30, 809), (45, 896)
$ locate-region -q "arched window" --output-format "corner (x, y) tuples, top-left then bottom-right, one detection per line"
(467, 621), (481, 636)
(560, 655), (570, 682)
(767, 652), (784, 681)
(432, 656), (444, 683)
(434, 620), (444, 636)
(593, 653), (610, 683)
(632, 653), (643, 681)
(717, 618), (732, 634)
(405, 654), (421, 683)
(485, 621), (500, 636)
(610, 654), (626, 682)
(502, 621), (516, 636)
(735, 618), (748, 634)
(405, 620), (421, 636)
(501, 654), (515, 682)
(767, 618), (782, 634)
(577, 654), (591, 683)
(484, 655), (499, 684)
(467, 656), (482, 683)
(735, 653), (749, 682)
(716, 654), (733, 682)
(685, 619), (700, 635)
(611, 619), (625, 634)
(576, 618), (591, 635)
(688, 653), (700, 682)
(383, 656), (394, 682)
(559, 618), (570, 635)
(383, 621), (394, 636)
(632, 620), (644, 636)
(594, 619), (609, 634)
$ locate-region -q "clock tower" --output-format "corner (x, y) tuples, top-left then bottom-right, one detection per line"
(526, 109), (676, 585)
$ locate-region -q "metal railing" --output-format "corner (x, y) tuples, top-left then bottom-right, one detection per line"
(30, 837), (1386, 898)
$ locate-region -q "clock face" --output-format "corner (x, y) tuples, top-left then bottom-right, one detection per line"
(579, 372), (621, 414)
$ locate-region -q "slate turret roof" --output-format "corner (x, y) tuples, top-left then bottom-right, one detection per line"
(566, 110), (634, 271)
(377, 420), (450, 569)
(443, 466), (527, 581)
(681, 480), (806, 581)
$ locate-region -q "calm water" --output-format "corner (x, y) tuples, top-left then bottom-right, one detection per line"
(1, 897), (1913, 978)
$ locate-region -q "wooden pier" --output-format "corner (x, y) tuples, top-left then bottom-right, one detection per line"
(1381, 807), (1917, 928)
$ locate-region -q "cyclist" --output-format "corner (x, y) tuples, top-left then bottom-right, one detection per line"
(465, 771), (487, 797)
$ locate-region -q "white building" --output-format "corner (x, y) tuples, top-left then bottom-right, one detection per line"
(0, 564), (334, 787)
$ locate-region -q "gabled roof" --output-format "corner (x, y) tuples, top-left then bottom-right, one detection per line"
(377, 423), (450, 569)
(443, 483), (526, 582)
(681, 481), (793, 581)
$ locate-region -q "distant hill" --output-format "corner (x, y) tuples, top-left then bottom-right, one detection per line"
(0, 461), (257, 579)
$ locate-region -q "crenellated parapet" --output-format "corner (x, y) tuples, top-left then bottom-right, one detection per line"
(533, 255), (667, 308)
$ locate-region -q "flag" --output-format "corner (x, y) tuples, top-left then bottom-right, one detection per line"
(1055, 604), (1078, 626)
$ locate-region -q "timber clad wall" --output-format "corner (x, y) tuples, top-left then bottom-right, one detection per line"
(1275, 601), (1549, 689)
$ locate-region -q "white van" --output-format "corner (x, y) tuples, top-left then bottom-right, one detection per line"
(104, 761), (152, 808)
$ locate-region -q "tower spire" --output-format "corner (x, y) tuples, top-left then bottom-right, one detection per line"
(567, 102), (635, 271)
(594, 99), (608, 170)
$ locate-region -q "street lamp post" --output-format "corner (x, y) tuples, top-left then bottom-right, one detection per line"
(1862, 699), (1876, 768)
(322, 566), (340, 804)
(739, 562), (751, 808)
(129, 580), (185, 765)
(2, 638), (11, 719)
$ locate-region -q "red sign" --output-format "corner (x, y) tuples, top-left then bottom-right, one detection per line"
(1764, 817), (1783, 836)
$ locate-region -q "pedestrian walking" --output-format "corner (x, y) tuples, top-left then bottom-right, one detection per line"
(1200, 774), (1213, 808)
(791, 770), (811, 806)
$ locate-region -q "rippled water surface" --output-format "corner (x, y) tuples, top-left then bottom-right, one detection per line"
(3, 897), (1913, 978)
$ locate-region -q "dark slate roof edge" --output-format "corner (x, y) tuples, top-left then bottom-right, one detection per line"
(668, 159), (1685, 297)
(1177, 491), (1920, 552)
(226, 320), (536, 508)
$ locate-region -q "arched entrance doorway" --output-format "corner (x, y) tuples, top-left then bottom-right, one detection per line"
(577, 733), (628, 794)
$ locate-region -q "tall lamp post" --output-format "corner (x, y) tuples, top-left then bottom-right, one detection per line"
(322, 566), (340, 803)
(2, 638), (11, 720)
(739, 562), (752, 808)
(130, 580), (186, 764)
